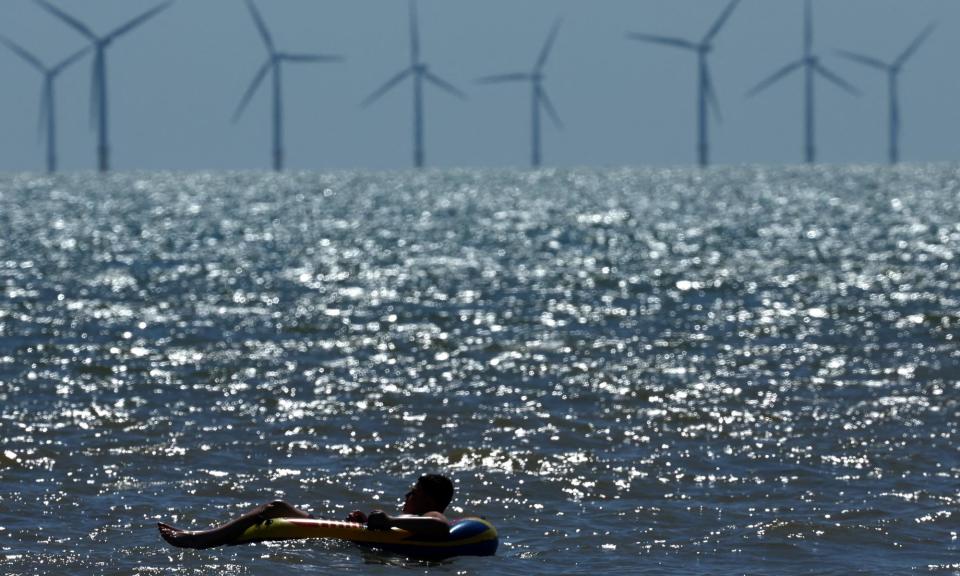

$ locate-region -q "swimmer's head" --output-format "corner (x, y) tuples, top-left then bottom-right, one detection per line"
(402, 473), (454, 514)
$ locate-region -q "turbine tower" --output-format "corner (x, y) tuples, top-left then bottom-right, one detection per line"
(36, 0), (172, 173)
(747, 0), (858, 164)
(233, 0), (343, 172)
(627, 0), (739, 168)
(478, 19), (564, 168)
(837, 24), (935, 165)
(0, 37), (89, 173)
(362, 0), (466, 169)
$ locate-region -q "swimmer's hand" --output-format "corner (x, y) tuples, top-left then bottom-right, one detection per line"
(366, 510), (390, 530)
(346, 510), (367, 523)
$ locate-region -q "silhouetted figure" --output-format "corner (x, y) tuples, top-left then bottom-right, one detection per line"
(158, 473), (453, 549)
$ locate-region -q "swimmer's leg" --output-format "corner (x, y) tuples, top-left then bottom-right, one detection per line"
(158, 500), (313, 549)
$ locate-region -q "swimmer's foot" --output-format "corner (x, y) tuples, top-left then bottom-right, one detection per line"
(157, 522), (221, 549)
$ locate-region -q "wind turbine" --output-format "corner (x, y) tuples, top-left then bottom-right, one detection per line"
(233, 0), (343, 172)
(0, 37), (89, 173)
(627, 0), (739, 168)
(478, 19), (564, 168)
(362, 0), (466, 169)
(35, 0), (172, 173)
(837, 24), (935, 165)
(747, 0), (858, 164)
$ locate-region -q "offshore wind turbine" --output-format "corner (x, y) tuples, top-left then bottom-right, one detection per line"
(362, 0), (466, 169)
(477, 19), (564, 168)
(0, 37), (89, 173)
(747, 0), (858, 164)
(233, 0), (343, 172)
(837, 24), (935, 165)
(627, 0), (739, 168)
(36, 0), (172, 173)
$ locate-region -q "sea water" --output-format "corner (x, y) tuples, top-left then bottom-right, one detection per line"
(0, 166), (957, 575)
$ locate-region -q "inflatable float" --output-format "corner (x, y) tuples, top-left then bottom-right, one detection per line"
(234, 517), (498, 560)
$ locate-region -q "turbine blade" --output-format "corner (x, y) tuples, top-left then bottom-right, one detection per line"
(361, 68), (412, 107)
(539, 88), (563, 129)
(704, 65), (722, 122)
(51, 45), (92, 75)
(804, 0), (813, 56)
(0, 36), (46, 71)
(409, 0), (420, 64)
(895, 23), (935, 68)
(280, 53), (344, 64)
(105, 1), (172, 43)
(424, 71), (467, 100)
(244, 0), (275, 53)
(703, 0), (740, 44)
(232, 60), (271, 122)
(476, 72), (530, 84)
(746, 59), (804, 97)
(626, 32), (698, 51)
(35, 0), (97, 41)
(536, 18), (563, 71)
(816, 63), (859, 96)
(836, 49), (888, 71)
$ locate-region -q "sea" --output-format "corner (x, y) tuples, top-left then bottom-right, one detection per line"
(0, 166), (957, 575)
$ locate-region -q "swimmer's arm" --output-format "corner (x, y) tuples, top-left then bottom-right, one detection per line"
(367, 511), (450, 538)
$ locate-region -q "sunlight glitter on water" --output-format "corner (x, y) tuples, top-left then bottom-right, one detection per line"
(0, 166), (958, 574)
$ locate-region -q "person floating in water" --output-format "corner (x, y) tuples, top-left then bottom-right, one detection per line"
(157, 473), (454, 549)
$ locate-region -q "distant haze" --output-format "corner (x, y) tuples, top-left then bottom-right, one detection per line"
(0, 0), (957, 172)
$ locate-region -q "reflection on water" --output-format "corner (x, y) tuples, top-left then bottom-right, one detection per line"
(0, 166), (958, 574)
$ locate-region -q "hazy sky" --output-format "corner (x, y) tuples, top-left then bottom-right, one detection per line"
(1, 0), (958, 172)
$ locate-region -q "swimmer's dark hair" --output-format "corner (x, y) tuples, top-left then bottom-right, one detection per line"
(417, 473), (454, 511)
